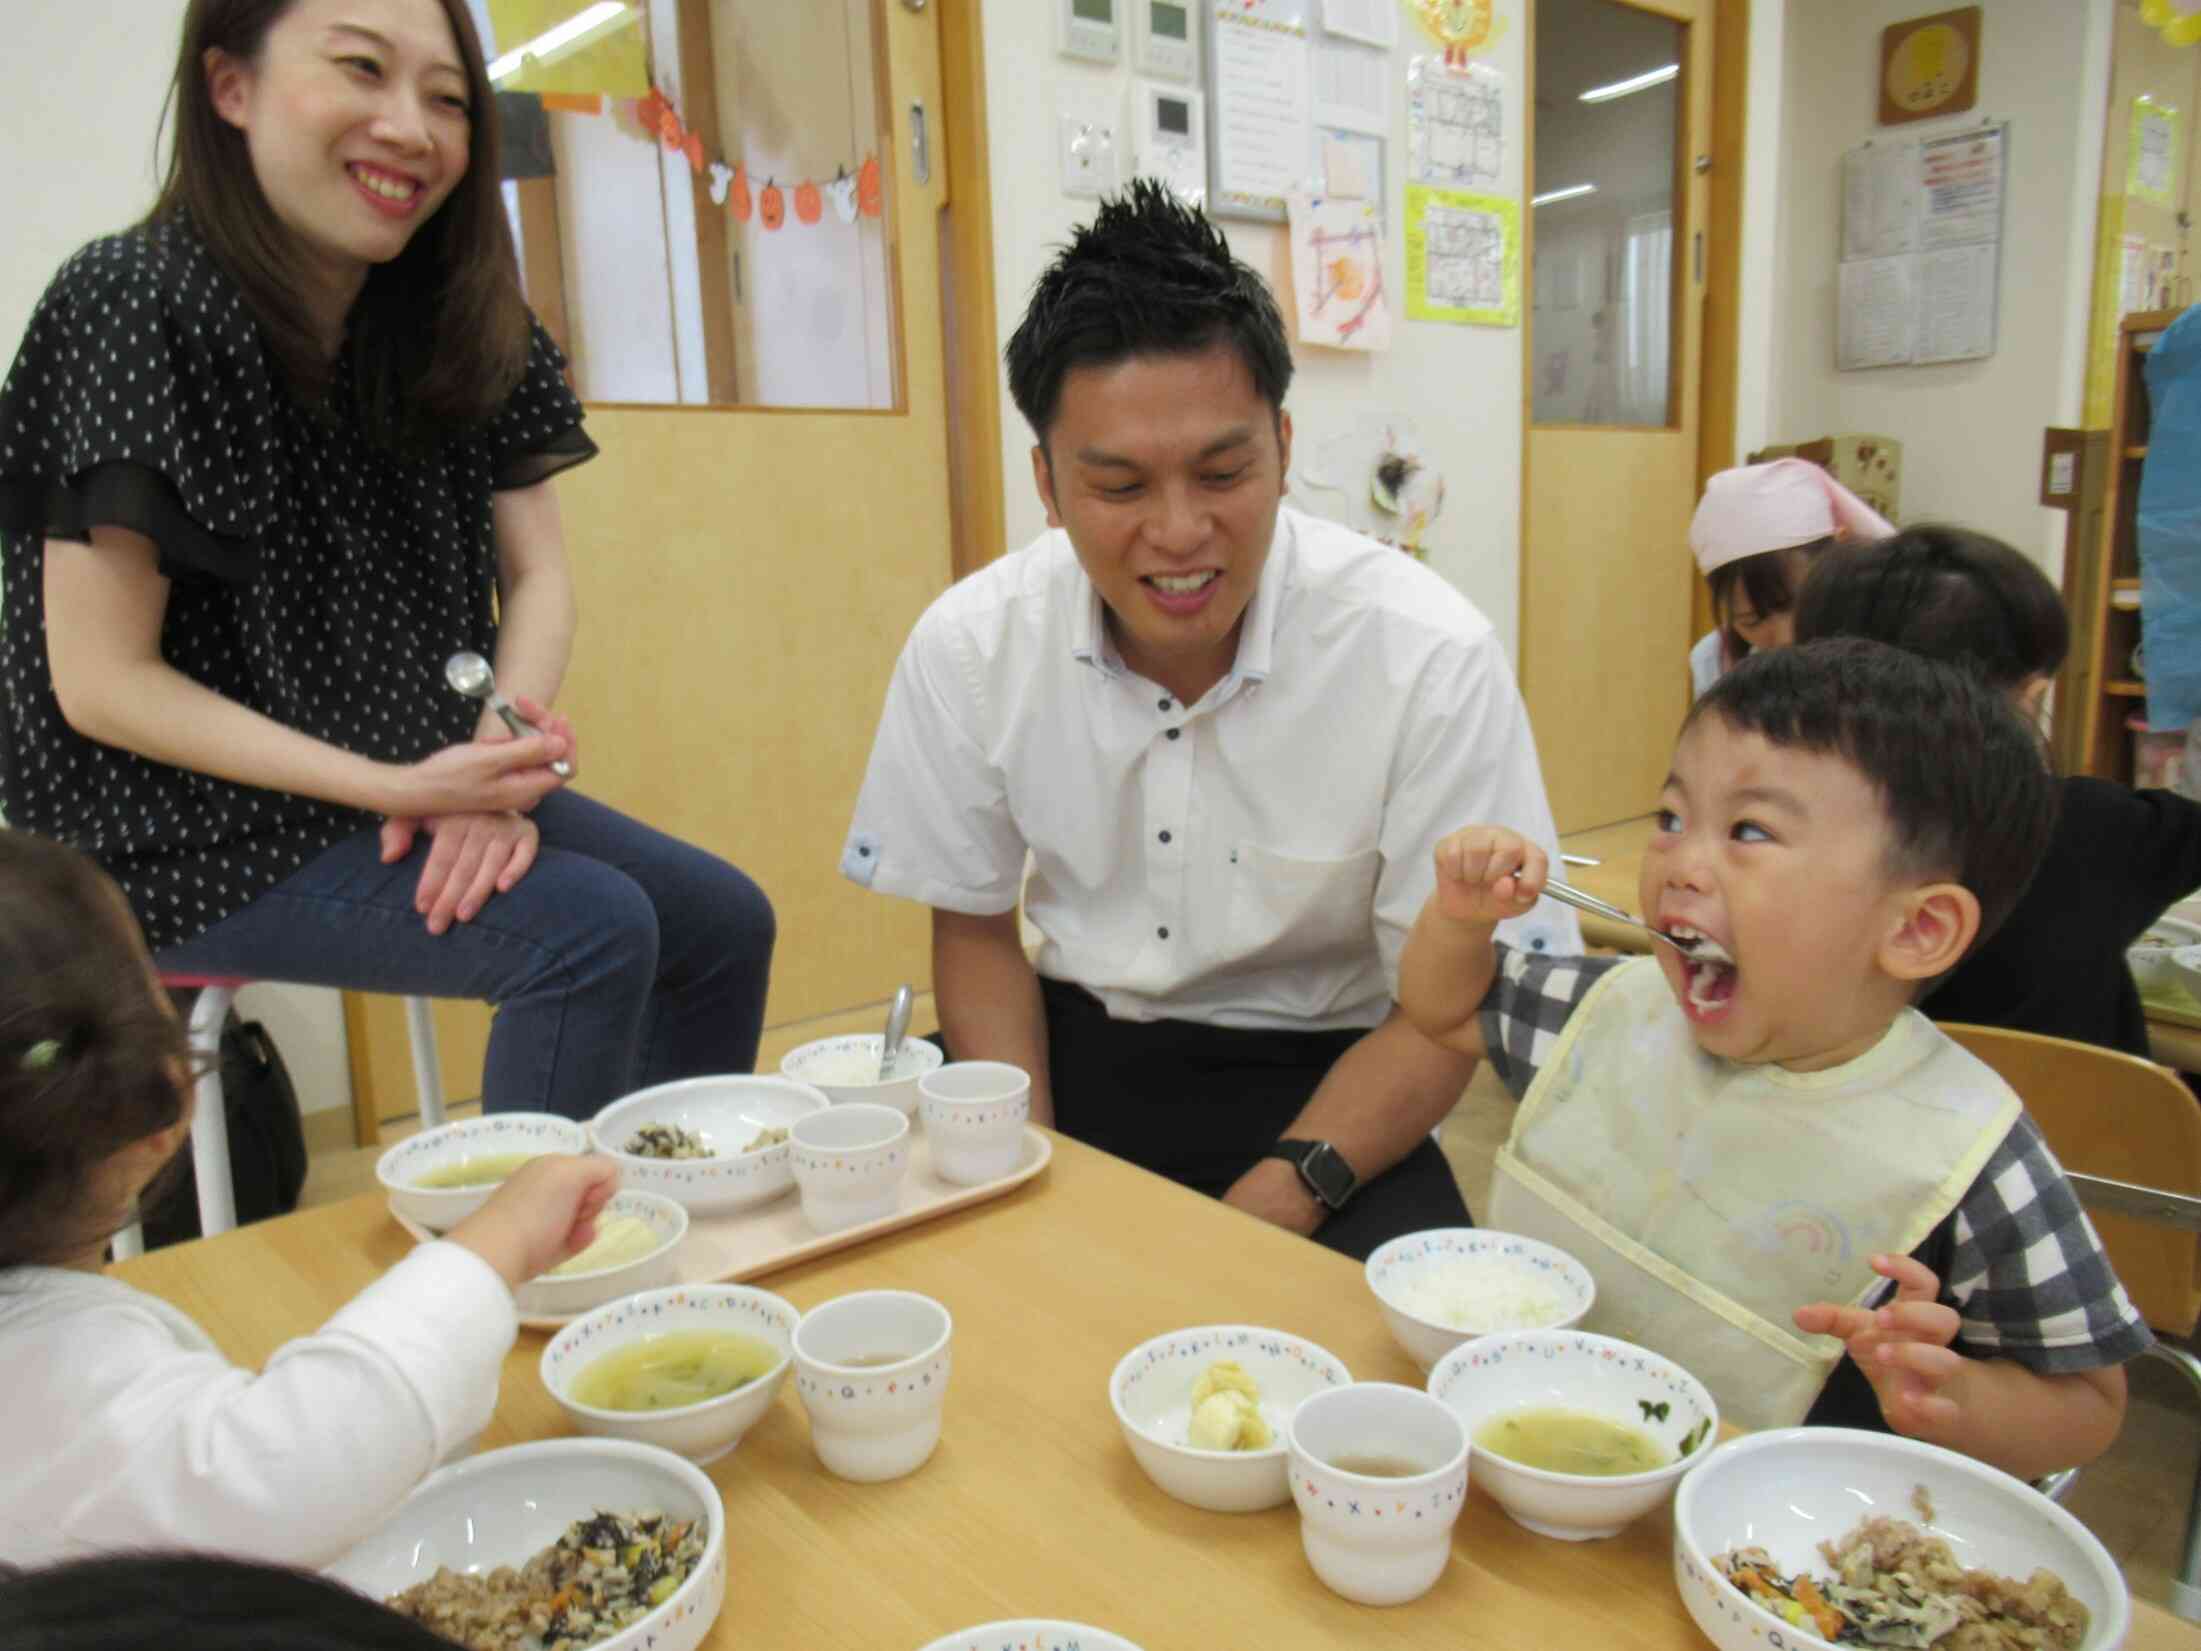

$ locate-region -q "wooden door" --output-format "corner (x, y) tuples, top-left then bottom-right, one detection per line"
(348, 0), (955, 1130)
(1521, 0), (1713, 833)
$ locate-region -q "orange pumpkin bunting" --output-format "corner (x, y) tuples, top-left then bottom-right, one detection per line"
(635, 90), (665, 135)
(729, 165), (752, 222)
(758, 178), (785, 231)
(683, 133), (705, 174)
(658, 107), (684, 152)
(793, 178), (823, 225)
(857, 154), (883, 218)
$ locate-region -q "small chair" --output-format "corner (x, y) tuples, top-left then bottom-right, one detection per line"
(1943, 1022), (2201, 1619)
(110, 978), (448, 1261)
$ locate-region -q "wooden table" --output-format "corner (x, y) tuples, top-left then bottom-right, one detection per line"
(1561, 816), (2201, 1075)
(115, 1131), (2200, 1650)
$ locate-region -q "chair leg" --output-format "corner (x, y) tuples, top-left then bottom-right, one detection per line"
(188, 986), (239, 1237)
(403, 996), (448, 1129)
(2142, 1341), (2201, 1621)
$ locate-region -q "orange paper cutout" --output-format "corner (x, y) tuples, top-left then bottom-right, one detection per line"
(683, 132), (705, 174)
(730, 165), (753, 222)
(758, 178), (786, 231)
(858, 155), (883, 218)
(658, 108), (684, 152)
(794, 178), (823, 224)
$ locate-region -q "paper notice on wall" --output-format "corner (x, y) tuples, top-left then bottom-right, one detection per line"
(1319, 0), (1397, 48)
(1914, 243), (1997, 365)
(1842, 143), (1917, 260)
(1839, 256), (1915, 371)
(1407, 56), (1504, 190)
(1288, 189), (1392, 350)
(1212, 2), (1315, 217)
(1405, 183), (1517, 327)
(1918, 128), (2003, 250)
(2123, 233), (2151, 316)
(1314, 37), (1389, 134)
(2132, 97), (2180, 207)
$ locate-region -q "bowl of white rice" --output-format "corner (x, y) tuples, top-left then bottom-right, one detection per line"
(1364, 1229), (1595, 1371)
(779, 1032), (943, 1116)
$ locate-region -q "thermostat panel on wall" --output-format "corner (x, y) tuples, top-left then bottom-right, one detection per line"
(1133, 0), (1199, 82)
(1057, 0), (1122, 65)
(1130, 81), (1205, 204)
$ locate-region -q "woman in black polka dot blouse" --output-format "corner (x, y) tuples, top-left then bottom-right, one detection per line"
(0, 0), (775, 1121)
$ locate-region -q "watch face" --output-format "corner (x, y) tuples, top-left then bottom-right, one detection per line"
(1301, 1142), (1356, 1209)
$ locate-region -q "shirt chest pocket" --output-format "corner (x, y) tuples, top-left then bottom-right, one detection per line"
(1227, 841), (1383, 966)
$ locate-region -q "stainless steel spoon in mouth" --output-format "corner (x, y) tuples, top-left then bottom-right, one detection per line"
(444, 651), (573, 779)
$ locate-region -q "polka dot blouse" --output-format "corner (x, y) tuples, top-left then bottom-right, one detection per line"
(0, 218), (598, 951)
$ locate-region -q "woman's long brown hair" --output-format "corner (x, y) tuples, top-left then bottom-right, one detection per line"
(148, 0), (531, 452)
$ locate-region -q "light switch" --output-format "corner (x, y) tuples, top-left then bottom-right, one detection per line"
(1058, 111), (1119, 199)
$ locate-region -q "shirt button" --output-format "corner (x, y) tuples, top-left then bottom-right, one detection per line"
(1158, 830), (1172, 844)
(1166, 727), (1181, 741)
(1158, 697), (1172, 711)
(1157, 926), (1170, 939)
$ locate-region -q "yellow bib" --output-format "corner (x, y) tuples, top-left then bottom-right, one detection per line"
(1489, 957), (2019, 1430)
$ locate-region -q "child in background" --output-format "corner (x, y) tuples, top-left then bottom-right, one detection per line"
(1796, 523), (2201, 1057)
(0, 830), (619, 1570)
(1689, 458), (1895, 695)
(1401, 641), (2148, 1477)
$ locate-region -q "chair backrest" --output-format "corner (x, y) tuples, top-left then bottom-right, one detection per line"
(1942, 1022), (2201, 1336)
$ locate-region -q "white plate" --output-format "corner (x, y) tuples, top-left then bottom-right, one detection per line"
(396, 1127), (1054, 1329)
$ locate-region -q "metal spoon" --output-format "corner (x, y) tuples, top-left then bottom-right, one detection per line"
(444, 651), (573, 778)
(878, 983), (914, 1079)
(1540, 879), (1701, 957)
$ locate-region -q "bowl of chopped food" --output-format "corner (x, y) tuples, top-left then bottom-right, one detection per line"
(1108, 1325), (1353, 1513)
(918, 1623), (1146, 1651)
(541, 1283), (800, 1465)
(1365, 1228), (1595, 1372)
(1426, 1327), (1717, 1541)
(780, 1032), (944, 1116)
(513, 1190), (689, 1320)
(589, 1075), (830, 1215)
(376, 1112), (590, 1232)
(1673, 1427), (2127, 1651)
(326, 1436), (725, 1651)
(2131, 915), (2201, 994)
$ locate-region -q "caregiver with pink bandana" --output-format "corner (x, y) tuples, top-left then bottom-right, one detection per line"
(1688, 458), (1895, 696)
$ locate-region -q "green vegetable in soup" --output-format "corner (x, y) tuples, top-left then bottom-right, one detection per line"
(1473, 1406), (1670, 1477)
(414, 1151), (540, 1189)
(571, 1329), (782, 1412)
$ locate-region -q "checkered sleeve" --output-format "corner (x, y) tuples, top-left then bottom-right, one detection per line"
(1938, 1113), (2153, 1373)
(1476, 943), (1627, 1102)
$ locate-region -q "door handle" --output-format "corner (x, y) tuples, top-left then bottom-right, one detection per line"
(910, 100), (931, 186)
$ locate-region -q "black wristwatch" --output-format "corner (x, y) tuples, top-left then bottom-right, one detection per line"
(1266, 1138), (1359, 1212)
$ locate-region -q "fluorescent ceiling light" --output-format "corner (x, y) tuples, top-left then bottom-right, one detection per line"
(488, 2), (634, 85)
(1579, 63), (1679, 103)
(1531, 183), (1597, 207)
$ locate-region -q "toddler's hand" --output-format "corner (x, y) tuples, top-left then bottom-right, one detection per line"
(1430, 826), (1547, 928)
(1794, 1253), (1964, 1435)
(448, 1153), (620, 1291)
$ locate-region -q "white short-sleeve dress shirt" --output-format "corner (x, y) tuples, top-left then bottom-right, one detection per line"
(843, 506), (1577, 1032)
(0, 1240), (516, 1569)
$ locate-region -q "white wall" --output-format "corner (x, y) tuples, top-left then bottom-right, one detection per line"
(3, 0), (353, 1116)
(976, 5), (1530, 658)
(1768, 0), (2111, 576)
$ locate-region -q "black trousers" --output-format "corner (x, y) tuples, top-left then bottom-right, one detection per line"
(1025, 977), (1471, 1261)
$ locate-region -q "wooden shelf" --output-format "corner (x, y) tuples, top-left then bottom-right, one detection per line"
(2107, 680), (2149, 698)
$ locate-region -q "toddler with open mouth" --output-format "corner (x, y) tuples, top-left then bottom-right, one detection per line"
(1400, 637), (2151, 1479)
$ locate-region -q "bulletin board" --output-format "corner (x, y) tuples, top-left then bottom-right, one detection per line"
(1204, 0), (1393, 223)
(1836, 121), (2008, 371)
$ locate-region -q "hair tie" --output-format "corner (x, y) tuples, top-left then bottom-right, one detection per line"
(19, 1039), (63, 1073)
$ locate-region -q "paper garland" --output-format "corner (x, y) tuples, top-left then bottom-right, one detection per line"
(593, 84), (883, 230)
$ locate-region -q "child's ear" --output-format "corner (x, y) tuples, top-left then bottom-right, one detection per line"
(1879, 882), (1980, 984)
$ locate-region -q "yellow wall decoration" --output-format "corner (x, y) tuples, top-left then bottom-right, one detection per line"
(1403, 0), (1507, 67)
(485, 0), (650, 98)
(2143, 0), (2201, 49)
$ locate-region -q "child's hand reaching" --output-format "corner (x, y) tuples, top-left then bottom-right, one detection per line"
(1430, 826), (1548, 929)
(447, 1153), (621, 1291)
(1794, 1253), (1964, 1435)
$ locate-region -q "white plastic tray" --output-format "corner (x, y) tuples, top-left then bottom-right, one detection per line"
(395, 1126), (1053, 1330)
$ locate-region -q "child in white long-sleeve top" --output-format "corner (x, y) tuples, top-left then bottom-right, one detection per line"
(0, 829), (619, 1570)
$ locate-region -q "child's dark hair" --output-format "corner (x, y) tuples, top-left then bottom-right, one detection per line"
(0, 831), (189, 1268)
(0, 1554), (452, 1651)
(1684, 639), (2056, 955)
(1004, 178), (1293, 448)
(1791, 524), (2070, 696)
(1707, 538), (1830, 661)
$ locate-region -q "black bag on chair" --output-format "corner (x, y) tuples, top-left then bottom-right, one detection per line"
(141, 1012), (309, 1250)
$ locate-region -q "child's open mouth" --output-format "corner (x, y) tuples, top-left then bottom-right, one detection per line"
(1665, 924), (1739, 1016)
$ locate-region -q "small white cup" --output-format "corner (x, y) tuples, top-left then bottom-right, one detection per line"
(789, 1102), (910, 1233)
(1285, 1382), (1470, 1607)
(916, 1061), (1031, 1185)
(791, 1290), (954, 1482)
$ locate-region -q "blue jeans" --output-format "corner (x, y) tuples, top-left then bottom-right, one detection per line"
(154, 791), (776, 1121)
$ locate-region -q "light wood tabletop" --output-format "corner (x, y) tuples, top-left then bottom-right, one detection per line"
(114, 1129), (2200, 1650)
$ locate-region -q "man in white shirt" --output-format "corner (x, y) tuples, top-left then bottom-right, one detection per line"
(843, 182), (1573, 1258)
